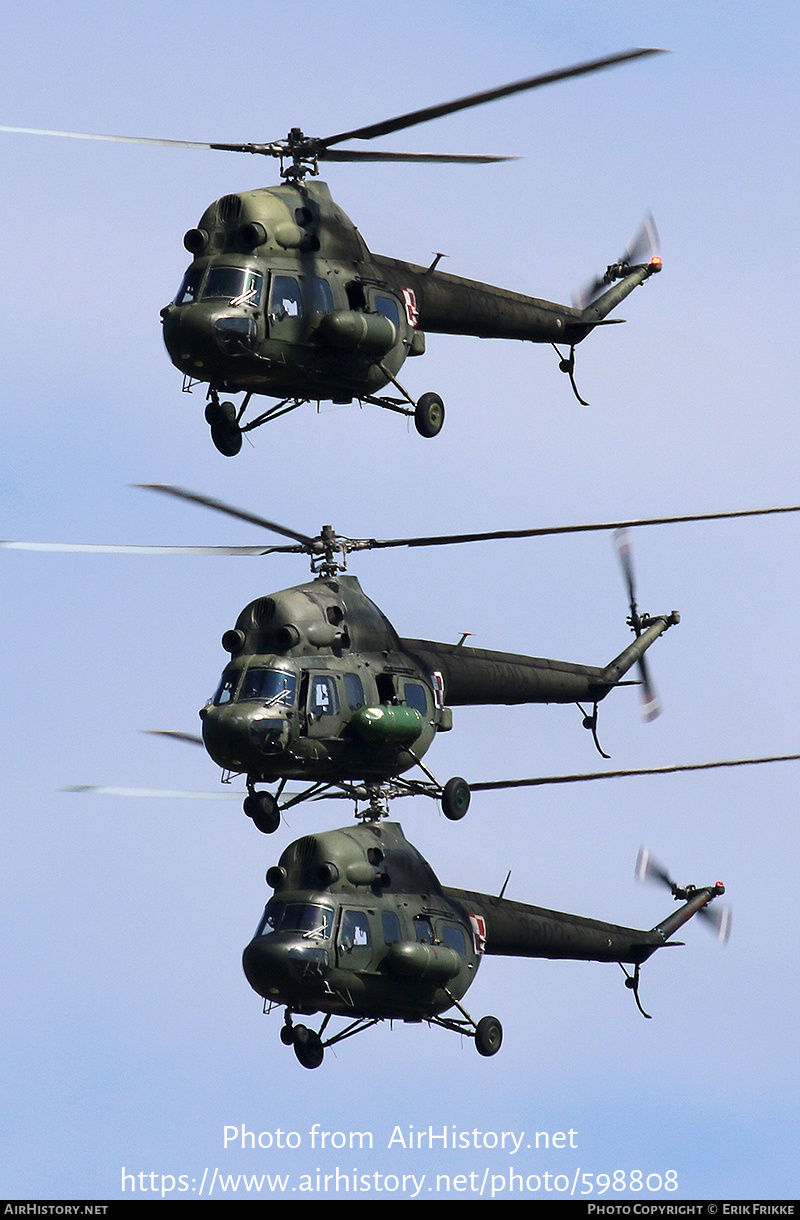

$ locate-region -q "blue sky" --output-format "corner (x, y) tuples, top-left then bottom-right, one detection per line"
(1, 0), (798, 1201)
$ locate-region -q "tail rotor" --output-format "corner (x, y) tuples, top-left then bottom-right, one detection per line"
(614, 527), (661, 721)
(636, 846), (731, 943)
(573, 211), (661, 309)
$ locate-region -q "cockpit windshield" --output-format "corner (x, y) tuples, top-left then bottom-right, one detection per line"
(212, 666), (297, 708)
(202, 266), (263, 307)
(239, 668), (297, 707)
(257, 901), (333, 941)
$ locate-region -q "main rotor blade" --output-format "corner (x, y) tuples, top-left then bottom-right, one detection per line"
(145, 730), (204, 747)
(137, 484), (315, 547)
(365, 502), (800, 550)
(469, 753), (800, 792)
(319, 49), (665, 148)
(0, 124), (245, 152)
(62, 785), (244, 800)
(0, 541), (274, 555)
(320, 149), (515, 164)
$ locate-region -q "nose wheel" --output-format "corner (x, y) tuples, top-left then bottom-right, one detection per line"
(205, 396), (242, 457)
(290, 1024), (325, 1070)
(244, 790), (280, 834)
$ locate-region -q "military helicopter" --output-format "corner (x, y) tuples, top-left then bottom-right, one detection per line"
(243, 819), (728, 1068)
(13, 485), (800, 834)
(2, 49), (665, 454)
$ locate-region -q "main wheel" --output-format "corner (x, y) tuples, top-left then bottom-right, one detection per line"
(475, 1015), (503, 1057)
(414, 392), (445, 438)
(244, 792), (280, 834)
(206, 399), (242, 456)
(442, 776), (470, 821)
(293, 1025), (324, 1070)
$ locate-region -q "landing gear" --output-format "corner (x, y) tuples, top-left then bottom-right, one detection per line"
(414, 392), (445, 438)
(475, 1015), (503, 1057)
(291, 1024), (324, 1070)
(441, 776), (470, 820)
(244, 791), (280, 834)
(205, 396), (242, 457)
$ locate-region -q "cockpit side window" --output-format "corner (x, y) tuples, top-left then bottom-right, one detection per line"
(339, 909), (371, 950)
(174, 265), (203, 305)
(212, 668), (240, 705)
(310, 675), (339, 717)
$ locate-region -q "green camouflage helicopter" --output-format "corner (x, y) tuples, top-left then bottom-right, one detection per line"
(134, 484), (682, 832)
(13, 487), (800, 834)
(2, 49), (664, 454)
(244, 821), (728, 1068)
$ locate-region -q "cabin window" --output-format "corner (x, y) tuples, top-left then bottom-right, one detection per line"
(174, 265), (202, 305)
(311, 277), (334, 314)
(382, 911), (402, 945)
(239, 667), (297, 707)
(346, 281), (366, 311)
(344, 673), (365, 710)
(438, 923), (467, 957)
(270, 274), (304, 318)
(202, 266), (263, 307)
(257, 901), (333, 940)
(374, 294), (401, 326)
(376, 673), (396, 704)
(414, 916), (435, 945)
(339, 909), (371, 950)
(403, 682), (428, 717)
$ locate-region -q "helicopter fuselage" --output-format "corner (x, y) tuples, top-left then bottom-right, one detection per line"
(199, 571), (678, 798)
(200, 573), (445, 786)
(243, 822), (480, 1021)
(160, 179), (658, 410)
(242, 820), (723, 1065)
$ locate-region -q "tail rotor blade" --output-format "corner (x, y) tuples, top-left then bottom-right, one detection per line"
(572, 211), (661, 308)
(621, 210), (660, 267)
(699, 902), (732, 944)
(635, 845), (675, 892)
(614, 527), (638, 622)
(637, 651), (661, 721)
(614, 529), (661, 719)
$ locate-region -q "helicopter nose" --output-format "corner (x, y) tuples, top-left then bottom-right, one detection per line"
(201, 706), (253, 770)
(161, 304), (217, 370)
(242, 936), (330, 1000)
(201, 706), (289, 770)
(162, 303), (255, 371)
